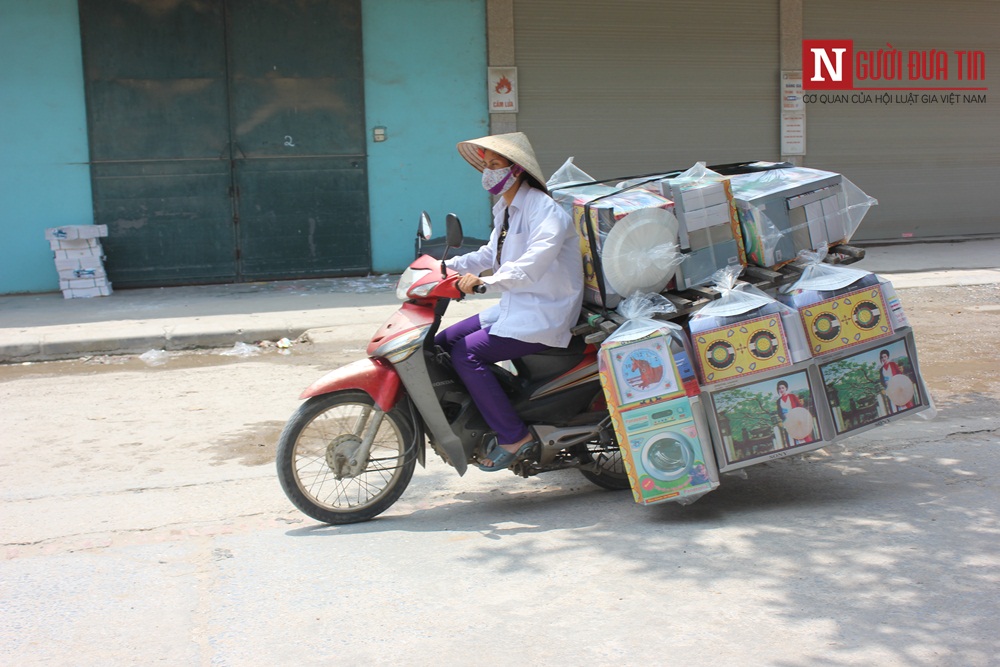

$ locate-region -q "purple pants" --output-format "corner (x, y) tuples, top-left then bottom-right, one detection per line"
(435, 314), (549, 444)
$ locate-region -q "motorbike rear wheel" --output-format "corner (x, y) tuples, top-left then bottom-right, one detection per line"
(276, 390), (417, 525)
(576, 433), (632, 491)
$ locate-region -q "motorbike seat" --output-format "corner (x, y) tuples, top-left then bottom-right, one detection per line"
(511, 335), (588, 385)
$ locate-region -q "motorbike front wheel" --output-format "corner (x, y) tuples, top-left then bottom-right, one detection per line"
(276, 391), (417, 525)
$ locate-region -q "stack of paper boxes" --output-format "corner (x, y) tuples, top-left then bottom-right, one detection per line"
(691, 266), (930, 474)
(46, 225), (112, 299)
(659, 175), (746, 289)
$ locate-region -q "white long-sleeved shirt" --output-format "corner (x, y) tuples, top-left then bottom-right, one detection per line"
(446, 185), (584, 348)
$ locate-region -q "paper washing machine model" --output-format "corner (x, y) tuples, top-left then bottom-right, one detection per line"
(618, 396), (718, 503)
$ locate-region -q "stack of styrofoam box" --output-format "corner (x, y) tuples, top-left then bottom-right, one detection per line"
(45, 225), (113, 299)
(660, 177), (747, 290)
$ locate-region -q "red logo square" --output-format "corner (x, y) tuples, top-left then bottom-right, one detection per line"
(803, 40), (854, 90)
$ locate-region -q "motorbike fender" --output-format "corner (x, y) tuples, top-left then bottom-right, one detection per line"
(299, 357), (402, 412)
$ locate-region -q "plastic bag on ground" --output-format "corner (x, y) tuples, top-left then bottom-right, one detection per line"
(139, 349), (170, 366)
(220, 341), (260, 357)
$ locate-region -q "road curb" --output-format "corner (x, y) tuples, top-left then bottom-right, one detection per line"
(0, 327), (309, 364)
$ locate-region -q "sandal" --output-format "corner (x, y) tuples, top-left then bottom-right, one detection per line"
(477, 437), (535, 472)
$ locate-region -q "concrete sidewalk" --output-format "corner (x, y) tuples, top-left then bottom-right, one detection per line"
(1, 239), (998, 363)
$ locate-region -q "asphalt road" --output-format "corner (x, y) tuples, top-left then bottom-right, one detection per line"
(2, 283), (999, 666)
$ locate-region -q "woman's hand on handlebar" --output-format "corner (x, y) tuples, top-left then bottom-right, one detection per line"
(457, 274), (485, 295)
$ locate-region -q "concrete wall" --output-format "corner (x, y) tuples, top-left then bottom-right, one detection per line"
(362, 0), (491, 273)
(0, 0), (94, 294)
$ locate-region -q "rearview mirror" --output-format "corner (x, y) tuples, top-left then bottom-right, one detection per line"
(445, 213), (464, 249)
(418, 211), (432, 241)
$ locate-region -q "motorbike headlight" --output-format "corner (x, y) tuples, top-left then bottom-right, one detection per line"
(372, 325), (430, 363)
(396, 267), (433, 300)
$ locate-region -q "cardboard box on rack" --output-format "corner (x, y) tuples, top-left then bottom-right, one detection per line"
(702, 361), (830, 473)
(598, 328), (697, 410)
(661, 179), (735, 244)
(609, 396), (720, 505)
(675, 239), (744, 292)
(598, 327), (718, 505)
(730, 167), (845, 269)
(793, 282), (896, 357)
(816, 328), (932, 439)
(687, 279), (812, 386)
(700, 328), (931, 473)
(690, 310), (799, 385)
(788, 186), (850, 249)
(572, 189), (675, 307)
(777, 266), (909, 358)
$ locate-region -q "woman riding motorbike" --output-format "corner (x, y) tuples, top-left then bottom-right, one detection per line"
(437, 132), (584, 471)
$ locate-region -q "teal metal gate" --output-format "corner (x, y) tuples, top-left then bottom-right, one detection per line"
(80, 0), (370, 287)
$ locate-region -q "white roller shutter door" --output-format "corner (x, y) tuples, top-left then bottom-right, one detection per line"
(513, 0), (780, 182)
(804, 1), (999, 240)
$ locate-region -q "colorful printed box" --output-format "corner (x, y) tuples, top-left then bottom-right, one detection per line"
(607, 396), (720, 504)
(702, 363), (830, 472)
(598, 327), (719, 505)
(598, 329), (693, 410)
(817, 329), (932, 438)
(795, 284), (895, 356)
(691, 312), (799, 385)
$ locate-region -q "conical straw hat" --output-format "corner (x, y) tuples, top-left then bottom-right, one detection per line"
(457, 132), (548, 193)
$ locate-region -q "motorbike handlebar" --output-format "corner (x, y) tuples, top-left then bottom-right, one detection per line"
(472, 284), (487, 294)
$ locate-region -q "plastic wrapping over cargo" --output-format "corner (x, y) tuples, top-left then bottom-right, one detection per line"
(776, 246), (936, 423)
(597, 293), (719, 506)
(546, 157), (617, 217)
(729, 167), (877, 269)
(605, 292), (688, 348)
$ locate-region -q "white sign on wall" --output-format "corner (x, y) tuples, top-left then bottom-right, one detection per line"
(488, 67), (518, 113)
(781, 71), (806, 155)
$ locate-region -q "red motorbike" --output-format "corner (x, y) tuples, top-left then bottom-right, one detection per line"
(276, 213), (628, 524)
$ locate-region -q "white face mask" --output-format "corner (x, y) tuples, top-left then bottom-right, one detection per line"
(482, 165), (522, 196)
